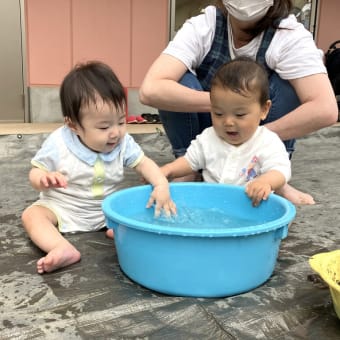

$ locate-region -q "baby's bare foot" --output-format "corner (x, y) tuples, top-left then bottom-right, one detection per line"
(37, 245), (81, 274)
(105, 228), (114, 239)
(276, 183), (315, 205)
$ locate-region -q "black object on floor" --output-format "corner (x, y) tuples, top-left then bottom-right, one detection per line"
(141, 113), (161, 123)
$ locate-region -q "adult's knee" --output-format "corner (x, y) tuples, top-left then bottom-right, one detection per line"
(179, 71), (204, 91)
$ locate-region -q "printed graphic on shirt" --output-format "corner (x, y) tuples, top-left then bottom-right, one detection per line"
(92, 157), (105, 198)
(239, 156), (258, 182)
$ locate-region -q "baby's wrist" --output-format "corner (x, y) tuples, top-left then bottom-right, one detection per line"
(154, 179), (168, 188)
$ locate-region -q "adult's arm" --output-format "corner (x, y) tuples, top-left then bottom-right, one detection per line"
(141, 54), (338, 140)
(139, 54), (211, 113)
(265, 73), (338, 140)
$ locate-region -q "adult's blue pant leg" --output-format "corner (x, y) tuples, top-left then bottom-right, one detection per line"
(158, 72), (211, 158)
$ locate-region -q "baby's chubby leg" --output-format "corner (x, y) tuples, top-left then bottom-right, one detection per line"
(21, 205), (81, 274)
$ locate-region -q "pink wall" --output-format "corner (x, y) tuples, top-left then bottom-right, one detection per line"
(316, 0), (340, 52)
(25, 0), (169, 87)
(131, 0), (169, 86)
(25, 0), (72, 86)
(72, 0), (131, 85)
(26, 0), (340, 86)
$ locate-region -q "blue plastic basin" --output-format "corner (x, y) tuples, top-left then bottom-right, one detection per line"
(102, 183), (296, 297)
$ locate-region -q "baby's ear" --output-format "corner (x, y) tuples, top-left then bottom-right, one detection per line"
(64, 117), (77, 132)
(261, 99), (272, 120)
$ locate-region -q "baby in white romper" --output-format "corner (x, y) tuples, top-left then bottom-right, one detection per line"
(22, 61), (176, 274)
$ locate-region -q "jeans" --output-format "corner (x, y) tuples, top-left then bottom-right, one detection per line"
(158, 71), (300, 158)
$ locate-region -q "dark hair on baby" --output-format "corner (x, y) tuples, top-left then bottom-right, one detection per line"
(60, 61), (126, 125)
(210, 57), (269, 106)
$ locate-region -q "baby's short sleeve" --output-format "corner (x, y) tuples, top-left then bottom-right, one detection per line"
(123, 134), (144, 168)
(31, 131), (60, 171)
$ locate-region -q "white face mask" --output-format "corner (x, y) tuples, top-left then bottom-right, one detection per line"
(222, 0), (274, 22)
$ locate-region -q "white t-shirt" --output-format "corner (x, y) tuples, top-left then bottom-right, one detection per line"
(184, 126), (291, 185)
(164, 6), (326, 80)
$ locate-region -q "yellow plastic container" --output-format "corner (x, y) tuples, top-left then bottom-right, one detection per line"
(309, 250), (340, 319)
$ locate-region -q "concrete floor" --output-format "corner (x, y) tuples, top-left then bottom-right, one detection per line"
(0, 124), (340, 339)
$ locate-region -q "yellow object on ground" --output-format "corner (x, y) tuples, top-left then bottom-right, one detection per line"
(309, 250), (340, 319)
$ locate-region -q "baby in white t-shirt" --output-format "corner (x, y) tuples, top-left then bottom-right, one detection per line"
(162, 57), (292, 207)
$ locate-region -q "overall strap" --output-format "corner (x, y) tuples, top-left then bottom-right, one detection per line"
(196, 8), (281, 90)
(256, 20), (282, 76)
(196, 8), (230, 91)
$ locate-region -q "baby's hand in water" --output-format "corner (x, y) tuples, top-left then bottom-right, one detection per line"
(146, 184), (177, 217)
(154, 200), (177, 218)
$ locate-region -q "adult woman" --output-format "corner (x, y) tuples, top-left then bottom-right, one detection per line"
(139, 0), (338, 204)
